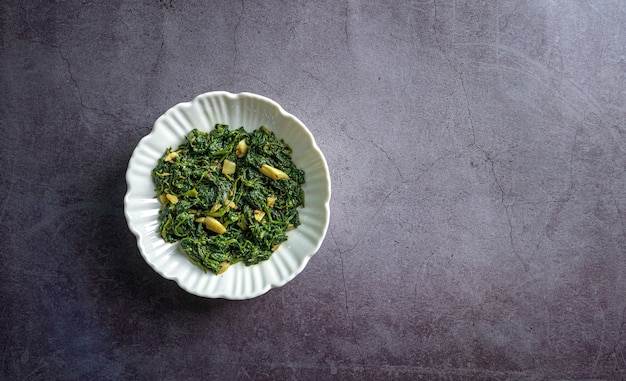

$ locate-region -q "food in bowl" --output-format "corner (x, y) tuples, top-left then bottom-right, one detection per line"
(152, 124), (305, 274)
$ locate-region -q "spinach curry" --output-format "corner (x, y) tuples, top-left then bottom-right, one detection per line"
(152, 124), (305, 274)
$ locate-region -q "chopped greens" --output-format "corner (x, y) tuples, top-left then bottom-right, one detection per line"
(152, 124), (305, 274)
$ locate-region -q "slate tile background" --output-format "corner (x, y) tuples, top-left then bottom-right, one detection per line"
(2, 1), (626, 380)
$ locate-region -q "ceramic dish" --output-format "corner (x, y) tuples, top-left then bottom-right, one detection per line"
(124, 91), (331, 299)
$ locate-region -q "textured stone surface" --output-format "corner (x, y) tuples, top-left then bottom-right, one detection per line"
(2, 1), (626, 380)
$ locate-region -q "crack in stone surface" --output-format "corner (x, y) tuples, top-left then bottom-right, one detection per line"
(459, 74), (477, 146)
(329, 230), (365, 364)
(35, 41), (142, 128)
(433, 1), (485, 152)
(433, 0), (454, 75)
(232, 0), (244, 72)
(369, 140), (404, 182)
(434, 2), (528, 271)
(343, 0), (351, 48)
(568, 128), (579, 189)
(487, 154), (529, 272)
(341, 123), (405, 182)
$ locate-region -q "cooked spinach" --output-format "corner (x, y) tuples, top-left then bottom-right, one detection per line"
(152, 124), (305, 274)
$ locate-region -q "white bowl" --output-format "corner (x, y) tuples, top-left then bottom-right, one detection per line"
(124, 91), (331, 299)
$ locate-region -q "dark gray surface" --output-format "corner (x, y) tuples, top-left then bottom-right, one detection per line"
(2, 1), (626, 380)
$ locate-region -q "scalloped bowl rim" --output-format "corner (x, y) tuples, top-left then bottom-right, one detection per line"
(124, 91), (331, 299)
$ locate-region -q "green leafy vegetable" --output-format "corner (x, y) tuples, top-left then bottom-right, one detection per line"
(152, 124), (305, 274)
